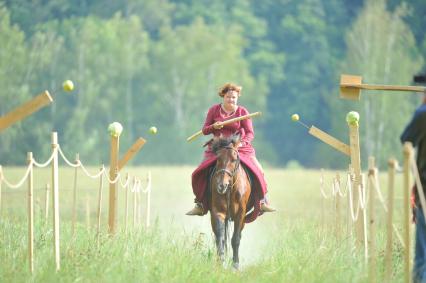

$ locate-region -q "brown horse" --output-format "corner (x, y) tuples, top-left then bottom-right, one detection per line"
(209, 135), (251, 269)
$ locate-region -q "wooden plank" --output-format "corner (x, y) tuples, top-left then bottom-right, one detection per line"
(341, 83), (425, 92)
(0, 91), (53, 132)
(340, 74), (362, 100)
(308, 126), (350, 156)
(117, 138), (146, 171)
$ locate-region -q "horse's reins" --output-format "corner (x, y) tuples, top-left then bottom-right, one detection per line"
(214, 146), (240, 195)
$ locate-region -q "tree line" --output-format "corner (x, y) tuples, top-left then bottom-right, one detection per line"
(0, 0), (424, 168)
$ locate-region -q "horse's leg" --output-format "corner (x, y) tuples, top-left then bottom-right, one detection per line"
(231, 208), (246, 270)
(211, 211), (226, 263)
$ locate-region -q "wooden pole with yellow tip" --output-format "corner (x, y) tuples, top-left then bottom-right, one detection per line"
(187, 112), (262, 142)
(107, 122), (147, 234)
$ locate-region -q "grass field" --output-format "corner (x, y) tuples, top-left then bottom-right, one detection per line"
(0, 166), (408, 282)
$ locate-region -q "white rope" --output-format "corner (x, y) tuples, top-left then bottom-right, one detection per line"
(120, 174), (131, 188)
(0, 161), (33, 189)
(369, 172), (405, 248)
(32, 150), (56, 168)
(319, 170), (331, 199)
(103, 169), (121, 184)
(347, 178), (361, 221)
(80, 163), (105, 179)
(57, 145), (80, 168)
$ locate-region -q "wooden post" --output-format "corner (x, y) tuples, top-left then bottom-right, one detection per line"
(124, 174), (129, 233)
(146, 171), (151, 228)
(368, 157), (376, 283)
(27, 152), (34, 273)
(51, 132), (60, 271)
(97, 167), (104, 245)
(0, 166), (2, 216)
(385, 159), (396, 283)
(348, 123), (364, 247)
(133, 178), (137, 228)
(86, 195), (90, 230)
(108, 135), (119, 234)
(44, 184), (50, 224)
(72, 154), (79, 237)
(403, 143), (412, 283)
(334, 174), (341, 240)
(348, 166), (354, 248)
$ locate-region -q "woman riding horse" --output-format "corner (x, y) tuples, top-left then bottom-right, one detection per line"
(186, 82), (275, 216)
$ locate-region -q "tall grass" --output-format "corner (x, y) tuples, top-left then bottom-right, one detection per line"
(0, 166), (407, 282)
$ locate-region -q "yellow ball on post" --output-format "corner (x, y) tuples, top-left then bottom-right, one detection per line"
(149, 126), (157, 135)
(63, 80), (74, 92)
(291, 114), (300, 122)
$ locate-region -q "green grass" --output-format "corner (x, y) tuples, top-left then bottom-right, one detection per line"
(0, 166), (407, 282)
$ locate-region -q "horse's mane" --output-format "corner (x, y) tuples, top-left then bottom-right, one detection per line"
(211, 134), (240, 154)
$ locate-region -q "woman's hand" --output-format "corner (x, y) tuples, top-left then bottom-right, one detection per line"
(213, 122), (224, 130)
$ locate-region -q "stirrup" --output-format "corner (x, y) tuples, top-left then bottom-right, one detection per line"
(260, 203), (276, 212)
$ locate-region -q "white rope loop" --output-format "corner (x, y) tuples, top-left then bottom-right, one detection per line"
(57, 145), (80, 168)
(32, 149), (56, 168)
(1, 160), (33, 189)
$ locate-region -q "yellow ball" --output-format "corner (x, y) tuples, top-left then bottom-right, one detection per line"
(291, 114), (300, 122)
(63, 80), (74, 92)
(149, 126), (157, 135)
(346, 111), (360, 125)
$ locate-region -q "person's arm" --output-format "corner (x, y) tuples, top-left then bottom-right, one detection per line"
(400, 109), (426, 146)
(202, 106), (216, 135)
(240, 108), (254, 146)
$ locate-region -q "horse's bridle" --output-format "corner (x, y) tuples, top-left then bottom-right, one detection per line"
(214, 146), (240, 194)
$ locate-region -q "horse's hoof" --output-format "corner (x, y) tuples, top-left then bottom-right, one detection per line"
(232, 262), (240, 271)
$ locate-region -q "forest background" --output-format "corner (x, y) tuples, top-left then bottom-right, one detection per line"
(0, 0), (425, 168)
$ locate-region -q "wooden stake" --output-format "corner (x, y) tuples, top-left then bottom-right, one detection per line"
(403, 143), (412, 283)
(51, 132), (60, 271)
(86, 195), (90, 230)
(0, 91), (53, 132)
(124, 174), (129, 233)
(97, 167), (104, 245)
(0, 166), (2, 217)
(146, 171), (151, 228)
(368, 157), (376, 283)
(348, 123), (364, 247)
(44, 184), (49, 224)
(72, 154), (79, 237)
(133, 178), (137, 228)
(385, 159), (396, 283)
(27, 152), (34, 273)
(335, 173), (341, 240)
(108, 135), (119, 234)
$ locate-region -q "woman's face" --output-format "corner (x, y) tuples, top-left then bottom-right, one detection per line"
(223, 90), (239, 108)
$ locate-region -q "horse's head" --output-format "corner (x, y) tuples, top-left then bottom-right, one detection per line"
(211, 134), (241, 195)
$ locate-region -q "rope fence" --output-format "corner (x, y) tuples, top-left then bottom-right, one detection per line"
(0, 132), (152, 273)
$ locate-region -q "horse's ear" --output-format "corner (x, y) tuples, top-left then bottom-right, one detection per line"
(232, 134), (241, 148)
